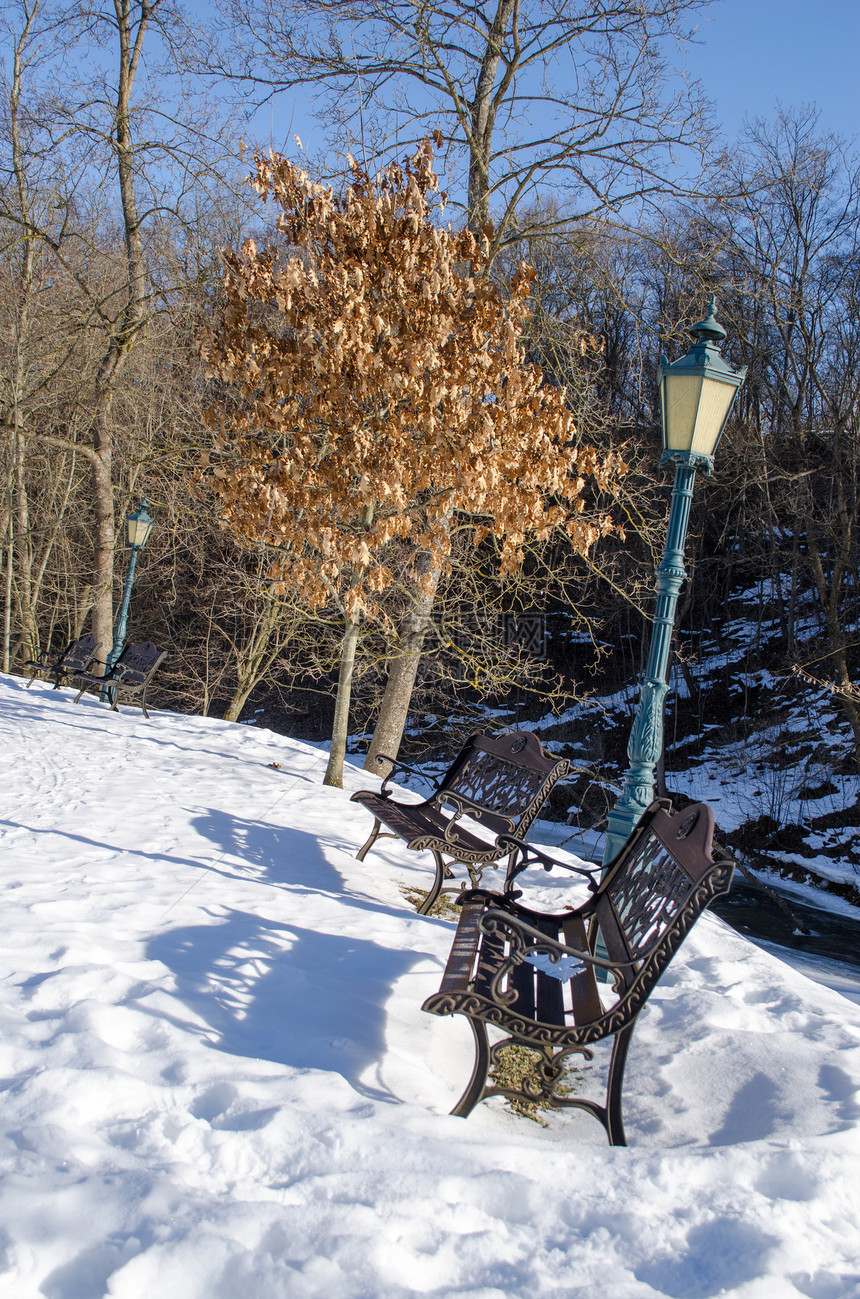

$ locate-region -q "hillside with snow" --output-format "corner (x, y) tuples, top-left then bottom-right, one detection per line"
(1, 673), (859, 1298)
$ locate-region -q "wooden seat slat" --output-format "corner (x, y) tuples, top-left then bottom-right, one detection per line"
(563, 916), (603, 1026)
(438, 901), (485, 992)
(511, 949), (537, 1021)
(471, 927), (507, 1003)
(534, 962), (566, 1027)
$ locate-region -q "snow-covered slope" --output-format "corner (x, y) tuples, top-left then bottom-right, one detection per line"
(1, 675), (859, 1298)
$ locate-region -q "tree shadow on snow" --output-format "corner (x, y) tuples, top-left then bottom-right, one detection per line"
(188, 809), (349, 892)
(5, 676), (326, 775)
(148, 816), (430, 1100)
(147, 905), (419, 1099)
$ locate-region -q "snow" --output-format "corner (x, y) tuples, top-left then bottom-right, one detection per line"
(1, 674), (860, 1298)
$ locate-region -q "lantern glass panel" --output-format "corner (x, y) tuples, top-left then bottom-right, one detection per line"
(661, 374), (702, 452)
(690, 377), (737, 457)
(662, 373), (737, 458)
(126, 510), (153, 548)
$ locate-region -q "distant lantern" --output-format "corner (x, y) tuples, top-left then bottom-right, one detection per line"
(126, 498), (155, 549)
(659, 297), (746, 470)
(100, 497), (156, 694)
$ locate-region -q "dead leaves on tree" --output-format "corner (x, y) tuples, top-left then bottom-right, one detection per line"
(202, 142), (624, 618)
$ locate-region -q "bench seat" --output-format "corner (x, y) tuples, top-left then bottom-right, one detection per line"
(23, 634), (101, 690)
(71, 641), (167, 718)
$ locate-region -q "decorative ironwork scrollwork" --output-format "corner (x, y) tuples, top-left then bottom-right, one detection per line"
(608, 840), (690, 957)
(449, 751), (546, 817)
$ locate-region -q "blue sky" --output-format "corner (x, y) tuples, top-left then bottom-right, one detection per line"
(682, 0), (859, 143)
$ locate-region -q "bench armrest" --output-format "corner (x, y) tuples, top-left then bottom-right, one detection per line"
(437, 792), (515, 842)
(437, 793), (468, 844)
(371, 753), (428, 797)
(498, 834), (602, 896)
(479, 906), (633, 975)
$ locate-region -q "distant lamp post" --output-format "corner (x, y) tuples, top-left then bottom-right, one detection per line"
(101, 498), (155, 697)
(602, 299), (746, 864)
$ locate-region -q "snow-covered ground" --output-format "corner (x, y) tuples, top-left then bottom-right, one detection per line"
(1, 674), (859, 1298)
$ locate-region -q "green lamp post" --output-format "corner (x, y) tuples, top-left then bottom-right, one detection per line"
(100, 498), (155, 699)
(602, 299), (746, 865)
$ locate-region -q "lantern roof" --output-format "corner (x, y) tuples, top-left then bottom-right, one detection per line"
(660, 296), (744, 388)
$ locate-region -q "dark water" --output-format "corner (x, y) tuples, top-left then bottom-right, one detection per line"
(556, 825), (860, 994)
(711, 879), (860, 995)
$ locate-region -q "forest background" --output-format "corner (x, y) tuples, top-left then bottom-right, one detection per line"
(2, 0), (859, 885)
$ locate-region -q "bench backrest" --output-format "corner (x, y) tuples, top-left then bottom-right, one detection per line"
(437, 732), (569, 835)
(594, 802), (733, 995)
(57, 633), (100, 673)
(112, 642), (166, 686)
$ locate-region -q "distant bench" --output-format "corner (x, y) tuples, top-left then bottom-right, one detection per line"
(23, 634), (102, 690)
(71, 641), (167, 719)
(422, 800), (734, 1145)
(350, 732), (570, 913)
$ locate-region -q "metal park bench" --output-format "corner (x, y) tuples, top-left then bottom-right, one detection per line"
(422, 800), (734, 1145)
(71, 641), (167, 719)
(23, 634), (102, 690)
(351, 732), (570, 914)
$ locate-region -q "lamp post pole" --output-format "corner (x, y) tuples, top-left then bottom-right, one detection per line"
(602, 300), (745, 865)
(602, 461), (697, 862)
(100, 498), (154, 701)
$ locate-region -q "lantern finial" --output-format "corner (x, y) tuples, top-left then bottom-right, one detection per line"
(690, 295), (726, 346)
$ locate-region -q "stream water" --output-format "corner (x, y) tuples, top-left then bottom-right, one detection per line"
(711, 880), (860, 1004)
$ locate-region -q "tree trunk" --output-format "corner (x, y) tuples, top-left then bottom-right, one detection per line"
(13, 430), (37, 660)
(6, 5), (38, 666)
(86, 0), (150, 672)
(89, 444), (115, 668)
(324, 614), (362, 788)
(364, 550), (443, 775)
(467, 0), (516, 234)
(2, 491), (12, 674)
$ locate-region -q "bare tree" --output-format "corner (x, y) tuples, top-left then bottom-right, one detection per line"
(703, 109), (860, 767)
(0, 0), (247, 669)
(200, 0), (714, 254)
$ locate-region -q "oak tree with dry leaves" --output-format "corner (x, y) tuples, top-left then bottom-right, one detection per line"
(202, 143), (622, 786)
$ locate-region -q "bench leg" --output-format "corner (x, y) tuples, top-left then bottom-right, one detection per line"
(416, 850), (447, 915)
(604, 1022), (634, 1148)
(72, 682), (87, 705)
(355, 818), (384, 862)
(451, 1017), (490, 1118)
